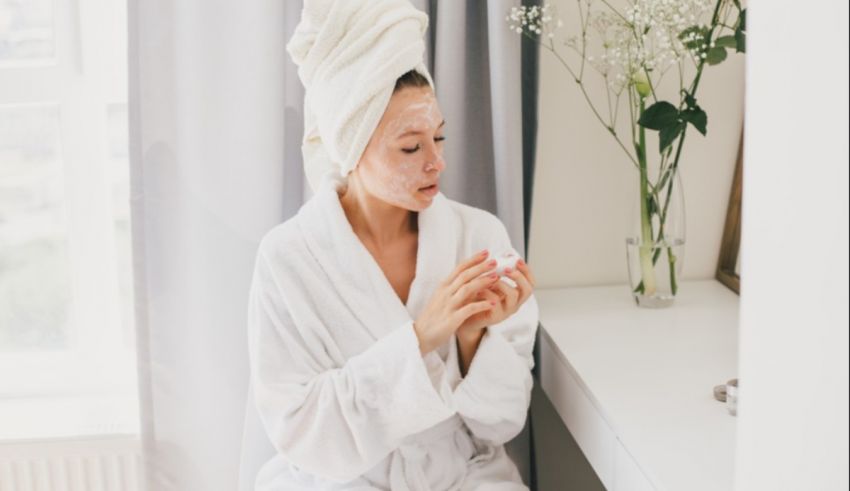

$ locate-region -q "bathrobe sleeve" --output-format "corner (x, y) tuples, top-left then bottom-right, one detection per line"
(452, 217), (539, 446)
(247, 248), (457, 483)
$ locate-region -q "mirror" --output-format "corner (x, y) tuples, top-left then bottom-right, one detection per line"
(716, 129), (743, 294)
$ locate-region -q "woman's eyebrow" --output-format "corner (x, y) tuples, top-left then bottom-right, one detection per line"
(396, 120), (446, 139)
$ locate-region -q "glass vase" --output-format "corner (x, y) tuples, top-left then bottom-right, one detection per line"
(625, 169), (686, 308)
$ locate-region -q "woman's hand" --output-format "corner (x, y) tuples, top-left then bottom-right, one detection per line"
(456, 258), (536, 341)
(413, 250), (502, 355)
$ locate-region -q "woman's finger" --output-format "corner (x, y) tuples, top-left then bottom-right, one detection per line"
(452, 273), (500, 307)
(480, 287), (501, 304)
(444, 250), (489, 287)
(506, 267), (532, 304)
(516, 259), (536, 288)
(449, 258), (498, 296)
(453, 299), (495, 325)
(487, 283), (507, 300)
(490, 278), (519, 308)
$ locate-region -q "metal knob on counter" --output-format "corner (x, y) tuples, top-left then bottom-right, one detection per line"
(713, 378), (739, 416)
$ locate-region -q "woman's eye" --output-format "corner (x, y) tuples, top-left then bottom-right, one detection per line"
(402, 136), (446, 154)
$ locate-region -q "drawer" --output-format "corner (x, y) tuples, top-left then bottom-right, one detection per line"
(539, 333), (616, 489)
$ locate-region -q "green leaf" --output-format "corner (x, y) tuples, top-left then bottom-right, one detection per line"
(683, 91), (697, 110)
(734, 8), (747, 52)
(681, 106), (707, 135)
(647, 193), (660, 217)
(638, 101), (679, 131)
(659, 123), (684, 153)
(705, 46), (728, 65)
(735, 29), (746, 53)
(715, 35), (737, 49)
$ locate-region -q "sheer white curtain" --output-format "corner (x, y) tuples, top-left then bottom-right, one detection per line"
(129, 0), (533, 489)
(128, 1), (306, 489)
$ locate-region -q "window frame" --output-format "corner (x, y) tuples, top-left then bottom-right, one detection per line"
(0, 0), (136, 409)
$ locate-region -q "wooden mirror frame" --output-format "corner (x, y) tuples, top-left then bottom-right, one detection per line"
(716, 129), (743, 294)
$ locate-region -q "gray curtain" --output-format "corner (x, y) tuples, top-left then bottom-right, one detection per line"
(411, 0), (540, 486)
(413, 0), (529, 258)
(518, 1), (541, 487)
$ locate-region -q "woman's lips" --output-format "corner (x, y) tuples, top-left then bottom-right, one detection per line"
(419, 183), (438, 196)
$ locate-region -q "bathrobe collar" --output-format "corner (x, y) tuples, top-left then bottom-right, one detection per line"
(296, 172), (460, 341)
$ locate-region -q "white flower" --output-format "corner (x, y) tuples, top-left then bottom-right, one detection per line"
(506, 3), (563, 38)
(508, 0), (715, 96)
(576, 0), (714, 91)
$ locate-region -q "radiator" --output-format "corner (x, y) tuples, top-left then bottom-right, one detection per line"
(0, 436), (142, 491)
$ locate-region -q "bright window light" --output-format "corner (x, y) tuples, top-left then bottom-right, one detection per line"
(0, 0), (138, 441)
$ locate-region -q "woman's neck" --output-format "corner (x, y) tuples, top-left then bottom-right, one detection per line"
(338, 182), (417, 250)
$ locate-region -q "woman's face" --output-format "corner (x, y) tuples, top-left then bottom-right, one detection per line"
(352, 85), (446, 211)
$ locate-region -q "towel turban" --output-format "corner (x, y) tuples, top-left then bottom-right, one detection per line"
(286, 0), (436, 193)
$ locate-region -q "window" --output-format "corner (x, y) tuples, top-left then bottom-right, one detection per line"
(0, 0), (138, 440)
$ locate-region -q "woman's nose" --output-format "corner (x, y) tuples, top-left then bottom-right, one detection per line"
(423, 145), (446, 172)
(425, 155), (445, 173)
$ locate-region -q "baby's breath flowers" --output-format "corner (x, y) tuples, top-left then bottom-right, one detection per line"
(508, 0), (745, 299)
(506, 4), (563, 38)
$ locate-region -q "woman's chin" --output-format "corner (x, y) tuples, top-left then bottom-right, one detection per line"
(414, 188), (438, 207)
(407, 200), (431, 212)
(379, 193), (430, 213)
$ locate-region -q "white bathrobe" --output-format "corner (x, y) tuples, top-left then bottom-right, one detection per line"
(247, 174), (539, 490)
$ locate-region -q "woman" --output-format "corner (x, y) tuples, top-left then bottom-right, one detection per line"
(247, 1), (539, 489)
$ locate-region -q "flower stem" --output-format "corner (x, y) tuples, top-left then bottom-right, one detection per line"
(636, 97), (657, 296)
(533, 35), (640, 170)
(647, 0), (726, 297)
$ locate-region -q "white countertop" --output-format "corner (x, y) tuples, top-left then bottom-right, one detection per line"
(536, 279), (739, 491)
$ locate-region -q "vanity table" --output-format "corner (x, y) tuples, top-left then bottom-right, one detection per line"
(535, 279), (739, 491)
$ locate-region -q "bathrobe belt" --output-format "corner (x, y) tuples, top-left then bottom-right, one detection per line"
(389, 414), (466, 490)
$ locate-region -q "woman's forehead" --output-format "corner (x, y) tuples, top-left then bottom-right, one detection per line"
(382, 88), (443, 134)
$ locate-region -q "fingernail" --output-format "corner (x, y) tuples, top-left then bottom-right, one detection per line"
(489, 272), (499, 279)
(518, 259), (525, 266)
(490, 300), (497, 305)
(505, 267), (512, 274)
(479, 249), (489, 257)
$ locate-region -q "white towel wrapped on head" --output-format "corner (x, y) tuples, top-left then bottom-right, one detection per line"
(286, 0), (435, 193)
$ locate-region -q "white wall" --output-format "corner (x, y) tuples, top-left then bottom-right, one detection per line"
(736, 1), (849, 489)
(528, 0), (745, 287)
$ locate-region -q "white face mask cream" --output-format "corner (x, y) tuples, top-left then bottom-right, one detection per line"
(354, 86), (446, 211)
